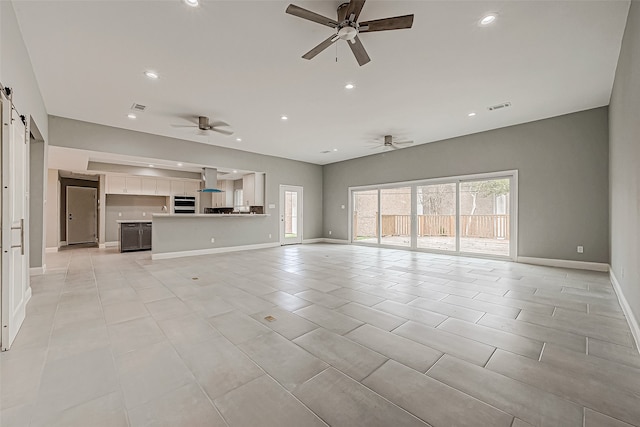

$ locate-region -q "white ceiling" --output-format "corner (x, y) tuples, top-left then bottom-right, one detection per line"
(14, 1), (629, 165)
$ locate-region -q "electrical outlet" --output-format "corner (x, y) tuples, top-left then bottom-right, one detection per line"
(269, 234), (272, 239)
(118, 212), (122, 217)
(329, 230), (332, 235)
(142, 212), (146, 217)
(577, 245), (583, 253)
(341, 205), (345, 209)
(210, 237), (215, 243)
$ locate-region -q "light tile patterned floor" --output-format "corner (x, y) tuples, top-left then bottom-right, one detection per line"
(2, 244), (639, 427)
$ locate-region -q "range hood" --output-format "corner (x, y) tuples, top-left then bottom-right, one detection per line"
(199, 167), (223, 193)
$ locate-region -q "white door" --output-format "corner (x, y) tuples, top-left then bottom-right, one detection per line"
(66, 186), (97, 245)
(280, 185), (303, 245)
(1, 92), (30, 350)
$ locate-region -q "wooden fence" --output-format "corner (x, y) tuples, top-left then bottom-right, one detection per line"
(355, 214), (509, 239)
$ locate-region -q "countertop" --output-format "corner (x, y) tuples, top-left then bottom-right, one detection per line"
(117, 219), (153, 223)
(152, 213), (270, 218)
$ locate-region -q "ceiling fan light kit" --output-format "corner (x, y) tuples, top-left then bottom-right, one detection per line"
(286, 0), (414, 66)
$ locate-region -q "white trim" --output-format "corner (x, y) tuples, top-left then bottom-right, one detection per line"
(60, 241), (67, 246)
(29, 265), (46, 276)
(302, 238), (324, 244)
(517, 256), (609, 272)
(25, 286), (32, 304)
(103, 241), (118, 248)
(45, 247), (58, 253)
(151, 242), (280, 260)
(279, 185), (304, 245)
(98, 243), (106, 249)
(322, 238), (350, 244)
(610, 269), (640, 352)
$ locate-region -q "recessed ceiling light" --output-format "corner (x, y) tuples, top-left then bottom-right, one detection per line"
(345, 83), (355, 90)
(144, 71), (159, 79)
(148, 164), (154, 168)
(184, 0), (199, 7)
(233, 170), (238, 173)
(127, 113), (137, 119)
(177, 163), (183, 167)
(468, 112), (476, 117)
(281, 115), (288, 121)
(236, 138), (242, 142)
(333, 148), (338, 151)
(479, 13), (498, 26)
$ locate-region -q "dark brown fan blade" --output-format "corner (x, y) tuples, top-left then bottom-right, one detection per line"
(286, 4), (338, 28)
(302, 34), (339, 60)
(348, 36), (371, 66)
(344, 0), (366, 22)
(359, 14), (414, 33)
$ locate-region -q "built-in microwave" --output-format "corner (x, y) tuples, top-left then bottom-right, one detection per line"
(174, 196), (196, 214)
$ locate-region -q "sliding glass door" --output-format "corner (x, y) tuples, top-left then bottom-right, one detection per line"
(417, 183), (457, 251)
(350, 172), (516, 259)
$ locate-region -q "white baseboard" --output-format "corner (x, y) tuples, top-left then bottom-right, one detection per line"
(610, 270), (640, 353)
(302, 238), (324, 244)
(517, 256), (609, 272)
(29, 265), (46, 276)
(321, 238), (350, 244)
(151, 242), (280, 260)
(60, 241), (67, 246)
(45, 247), (58, 253)
(103, 241), (118, 248)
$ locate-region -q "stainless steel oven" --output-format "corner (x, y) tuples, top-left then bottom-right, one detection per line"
(174, 196), (196, 214)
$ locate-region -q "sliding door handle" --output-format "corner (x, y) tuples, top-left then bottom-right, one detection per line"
(10, 218), (24, 255)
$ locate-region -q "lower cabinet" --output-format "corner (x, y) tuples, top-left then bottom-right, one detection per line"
(119, 222), (152, 252)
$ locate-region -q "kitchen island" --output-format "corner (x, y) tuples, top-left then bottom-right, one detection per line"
(151, 213), (276, 259)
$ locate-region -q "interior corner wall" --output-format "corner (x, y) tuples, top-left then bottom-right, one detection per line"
(29, 140), (45, 267)
(609, 0), (640, 323)
(45, 169), (58, 249)
(323, 107), (610, 264)
(48, 116), (324, 245)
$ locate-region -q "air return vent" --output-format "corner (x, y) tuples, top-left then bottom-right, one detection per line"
(131, 103), (147, 111)
(488, 102), (511, 111)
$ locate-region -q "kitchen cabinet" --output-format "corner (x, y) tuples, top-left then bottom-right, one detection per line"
(107, 176), (143, 194)
(141, 178), (157, 195)
(212, 180), (235, 207)
(119, 222), (152, 252)
(156, 179), (171, 196)
(242, 173), (265, 206)
(171, 180), (200, 197)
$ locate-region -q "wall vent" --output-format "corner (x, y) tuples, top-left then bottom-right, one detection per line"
(488, 102), (511, 111)
(320, 150), (331, 154)
(131, 103), (147, 111)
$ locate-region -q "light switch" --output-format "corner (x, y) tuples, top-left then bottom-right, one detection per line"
(341, 205), (345, 209)
(269, 204), (276, 209)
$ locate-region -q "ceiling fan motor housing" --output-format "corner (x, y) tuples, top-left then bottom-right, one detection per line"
(198, 116), (210, 130)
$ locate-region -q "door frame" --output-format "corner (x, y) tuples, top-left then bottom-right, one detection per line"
(66, 186), (98, 245)
(279, 185), (303, 245)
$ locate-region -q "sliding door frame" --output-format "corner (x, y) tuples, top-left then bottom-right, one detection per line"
(349, 170), (518, 261)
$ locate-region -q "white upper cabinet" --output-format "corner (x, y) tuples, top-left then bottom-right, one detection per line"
(156, 179), (171, 196)
(106, 175), (126, 194)
(241, 173), (265, 206)
(107, 175), (199, 196)
(184, 181), (199, 197)
(170, 180), (185, 196)
(141, 178), (157, 195)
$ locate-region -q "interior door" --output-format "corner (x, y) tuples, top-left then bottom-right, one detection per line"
(1, 92), (29, 350)
(66, 186), (97, 245)
(280, 185), (303, 245)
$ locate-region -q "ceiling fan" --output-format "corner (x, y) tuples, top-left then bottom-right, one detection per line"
(171, 116), (234, 136)
(285, 0), (414, 66)
(369, 135), (414, 150)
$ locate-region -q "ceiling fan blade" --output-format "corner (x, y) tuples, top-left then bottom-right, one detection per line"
(393, 140), (414, 146)
(344, 0), (366, 22)
(286, 4), (338, 28)
(359, 14), (414, 33)
(302, 34), (339, 60)
(208, 121), (229, 128)
(348, 36), (371, 66)
(171, 124), (198, 128)
(211, 127), (234, 136)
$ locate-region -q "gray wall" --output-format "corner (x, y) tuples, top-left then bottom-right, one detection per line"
(609, 0), (640, 322)
(323, 108), (610, 263)
(29, 140), (45, 267)
(105, 195), (168, 242)
(153, 216), (271, 254)
(49, 116), (323, 242)
(45, 169), (58, 248)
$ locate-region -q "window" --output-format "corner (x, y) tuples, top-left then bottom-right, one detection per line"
(350, 171), (516, 259)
